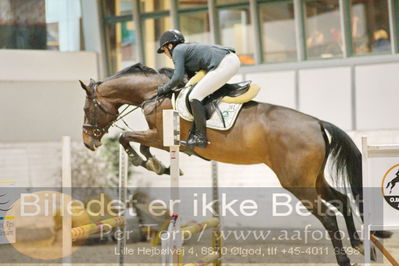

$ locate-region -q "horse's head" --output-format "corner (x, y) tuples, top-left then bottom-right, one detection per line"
(80, 79), (119, 151)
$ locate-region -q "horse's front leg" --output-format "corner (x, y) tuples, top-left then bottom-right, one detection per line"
(119, 129), (170, 175)
(119, 132), (146, 167)
(139, 144), (168, 175)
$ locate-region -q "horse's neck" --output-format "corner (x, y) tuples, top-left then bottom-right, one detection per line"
(101, 73), (167, 106)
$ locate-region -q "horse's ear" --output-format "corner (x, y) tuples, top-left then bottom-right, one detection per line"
(79, 80), (92, 95)
(79, 80), (86, 89)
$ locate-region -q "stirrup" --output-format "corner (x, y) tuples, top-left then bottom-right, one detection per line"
(181, 134), (209, 148)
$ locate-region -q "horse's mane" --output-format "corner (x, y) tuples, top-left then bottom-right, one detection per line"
(97, 63), (175, 86)
(158, 67), (175, 79)
(98, 63), (157, 83)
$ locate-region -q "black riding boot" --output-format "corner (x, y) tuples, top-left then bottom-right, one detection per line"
(186, 99), (208, 148)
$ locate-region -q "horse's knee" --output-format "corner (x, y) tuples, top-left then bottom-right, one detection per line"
(119, 132), (130, 145)
(140, 144), (152, 157)
(139, 144), (147, 153)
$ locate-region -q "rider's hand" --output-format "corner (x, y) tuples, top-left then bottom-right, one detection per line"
(157, 86), (169, 96)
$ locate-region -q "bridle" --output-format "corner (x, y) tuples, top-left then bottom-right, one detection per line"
(83, 83), (141, 138)
(83, 82), (158, 139)
(83, 84), (119, 138)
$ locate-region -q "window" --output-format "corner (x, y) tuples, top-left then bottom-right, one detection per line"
(180, 12), (211, 43)
(259, 1), (297, 63)
(179, 0), (207, 8)
(219, 7), (255, 65)
(106, 21), (138, 74)
(103, 0), (136, 73)
(217, 0), (248, 4)
(351, 0), (391, 55)
(0, 0), (81, 51)
(304, 0), (343, 59)
(140, 0), (170, 12)
(103, 0), (132, 17)
(143, 17), (172, 69)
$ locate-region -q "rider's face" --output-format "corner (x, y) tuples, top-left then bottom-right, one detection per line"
(162, 44), (173, 59)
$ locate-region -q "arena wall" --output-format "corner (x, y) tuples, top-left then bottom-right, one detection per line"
(0, 49), (98, 142)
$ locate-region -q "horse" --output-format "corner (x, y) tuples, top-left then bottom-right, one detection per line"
(80, 63), (368, 266)
(386, 169), (399, 194)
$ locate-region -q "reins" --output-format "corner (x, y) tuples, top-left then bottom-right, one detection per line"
(112, 105), (140, 131)
(84, 83), (140, 136)
(84, 72), (179, 136)
(140, 88), (180, 115)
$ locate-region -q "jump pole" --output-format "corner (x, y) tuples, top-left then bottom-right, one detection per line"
(162, 109), (183, 266)
(118, 144), (128, 266)
(163, 109), (181, 206)
(61, 137), (127, 265)
(181, 161), (221, 266)
(62, 136), (72, 266)
(211, 160), (222, 266)
(71, 217), (126, 241)
(161, 108), (222, 266)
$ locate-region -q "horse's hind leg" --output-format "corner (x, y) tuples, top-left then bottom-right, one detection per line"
(316, 175), (361, 250)
(316, 175), (376, 260)
(288, 187), (351, 266)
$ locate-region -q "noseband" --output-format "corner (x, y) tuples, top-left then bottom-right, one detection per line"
(83, 84), (118, 138)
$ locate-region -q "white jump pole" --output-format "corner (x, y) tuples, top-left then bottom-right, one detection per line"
(163, 109), (181, 209)
(162, 109), (182, 266)
(61, 137), (127, 265)
(211, 161), (222, 266)
(118, 145), (128, 266)
(62, 136), (72, 266)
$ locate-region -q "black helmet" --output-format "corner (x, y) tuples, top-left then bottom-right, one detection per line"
(157, 29), (185, 54)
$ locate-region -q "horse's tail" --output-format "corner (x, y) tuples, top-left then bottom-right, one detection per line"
(320, 120), (363, 220)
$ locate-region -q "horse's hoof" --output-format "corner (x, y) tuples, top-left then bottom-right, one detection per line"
(145, 158), (165, 175)
(164, 167), (184, 176)
(338, 260), (351, 266)
(353, 243), (376, 261)
(373, 230), (393, 238)
(353, 243), (364, 255)
(131, 156), (144, 166)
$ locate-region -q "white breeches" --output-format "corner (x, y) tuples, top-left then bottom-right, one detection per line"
(188, 53), (241, 101)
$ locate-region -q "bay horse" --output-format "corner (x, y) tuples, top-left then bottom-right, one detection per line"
(81, 63), (367, 266)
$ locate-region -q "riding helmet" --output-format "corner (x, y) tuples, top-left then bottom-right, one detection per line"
(157, 29), (185, 54)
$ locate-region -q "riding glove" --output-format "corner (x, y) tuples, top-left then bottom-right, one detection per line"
(157, 86), (170, 96)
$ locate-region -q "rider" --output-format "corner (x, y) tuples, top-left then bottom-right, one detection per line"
(157, 29), (240, 148)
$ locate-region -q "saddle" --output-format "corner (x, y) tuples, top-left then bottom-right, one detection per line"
(184, 81), (249, 119)
(157, 68), (260, 130)
(182, 70), (260, 120)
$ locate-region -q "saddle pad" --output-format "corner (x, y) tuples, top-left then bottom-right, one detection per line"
(175, 87), (243, 131)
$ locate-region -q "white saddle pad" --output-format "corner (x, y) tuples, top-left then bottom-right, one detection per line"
(175, 86), (243, 131)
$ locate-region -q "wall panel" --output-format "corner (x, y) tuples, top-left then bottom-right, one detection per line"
(299, 67), (352, 130)
(246, 71), (296, 108)
(356, 63), (399, 130)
